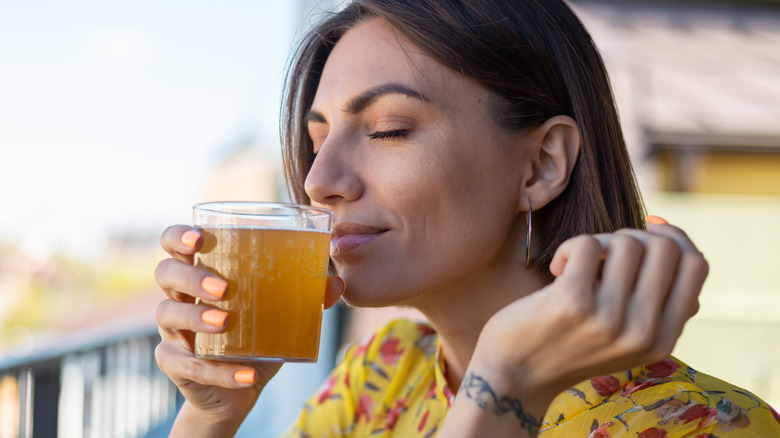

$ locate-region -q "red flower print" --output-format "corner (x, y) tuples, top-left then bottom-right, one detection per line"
(354, 333), (376, 357)
(637, 427), (668, 438)
(386, 398), (407, 430)
(317, 375), (338, 404)
(645, 359), (680, 378)
(417, 324), (436, 336)
(426, 380), (437, 399)
(443, 384), (454, 407)
(418, 410), (430, 432)
(379, 336), (404, 365)
(587, 421), (615, 438)
(355, 393), (374, 423)
(620, 380), (656, 396)
(591, 375), (621, 397)
(694, 434), (712, 438)
(679, 404), (717, 428)
(770, 404), (780, 424)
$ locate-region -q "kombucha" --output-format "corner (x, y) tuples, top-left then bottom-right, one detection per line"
(194, 226), (331, 362)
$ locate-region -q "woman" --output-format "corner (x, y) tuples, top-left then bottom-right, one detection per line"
(154, 0), (780, 436)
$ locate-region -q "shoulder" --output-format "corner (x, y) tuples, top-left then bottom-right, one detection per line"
(542, 357), (780, 437)
(617, 357), (780, 436)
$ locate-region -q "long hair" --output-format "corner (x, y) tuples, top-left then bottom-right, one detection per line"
(281, 0), (646, 277)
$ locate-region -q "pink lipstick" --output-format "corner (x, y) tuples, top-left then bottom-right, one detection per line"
(331, 222), (387, 256)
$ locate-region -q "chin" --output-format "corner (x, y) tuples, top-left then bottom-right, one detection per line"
(340, 286), (397, 308)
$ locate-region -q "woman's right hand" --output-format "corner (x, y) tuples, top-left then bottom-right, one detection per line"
(154, 225), (280, 435)
(154, 224), (346, 436)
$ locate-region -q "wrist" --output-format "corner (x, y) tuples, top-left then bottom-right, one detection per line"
(439, 363), (552, 438)
(170, 401), (244, 438)
(461, 361), (553, 427)
(468, 339), (559, 416)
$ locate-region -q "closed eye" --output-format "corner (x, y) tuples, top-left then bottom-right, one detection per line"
(368, 129), (409, 141)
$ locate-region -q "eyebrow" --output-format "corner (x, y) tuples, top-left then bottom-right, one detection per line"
(304, 83), (430, 124)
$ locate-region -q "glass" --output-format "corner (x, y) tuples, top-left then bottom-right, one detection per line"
(193, 202), (332, 362)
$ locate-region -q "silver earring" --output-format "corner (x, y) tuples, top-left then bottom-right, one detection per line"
(526, 198), (532, 266)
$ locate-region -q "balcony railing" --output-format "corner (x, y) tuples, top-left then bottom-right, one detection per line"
(0, 319), (180, 438)
(0, 306), (345, 438)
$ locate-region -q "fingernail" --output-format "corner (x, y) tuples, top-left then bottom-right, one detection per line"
(201, 309), (228, 327)
(234, 369), (256, 384)
(201, 277), (227, 299)
(181, 230), (200, 248)
(645, 215), (669, 225)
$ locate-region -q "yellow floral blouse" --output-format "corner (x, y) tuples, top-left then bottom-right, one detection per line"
(283, 319), (780, 437)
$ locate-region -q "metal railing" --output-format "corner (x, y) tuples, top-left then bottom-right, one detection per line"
(0, 319), (180, 438)
(0, 305), (346, 438)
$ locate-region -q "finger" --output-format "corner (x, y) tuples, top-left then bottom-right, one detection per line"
(592, 233), (645, 331)
(642, 220), (707, 329)
(324, 276), (346, 309)
(155, 258), (228, 302)
(656, 250), (709, 352)
(156, 299), (229, 337)
(155, 342), (260, 389)
(161, 225), (203, 264)
(622, 233), (682, 349)
(646, 221), (701, 255)
(549, 235), (604, 285)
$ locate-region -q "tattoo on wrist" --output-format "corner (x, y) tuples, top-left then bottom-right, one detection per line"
(462, 371), (540, 436)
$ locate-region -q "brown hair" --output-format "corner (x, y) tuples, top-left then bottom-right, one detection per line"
(281, 0), (646, 278)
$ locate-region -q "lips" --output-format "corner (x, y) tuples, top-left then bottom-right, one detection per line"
(331, 222), (387, 256)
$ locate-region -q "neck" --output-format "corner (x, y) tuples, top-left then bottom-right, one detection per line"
(408, 260), (547, 392)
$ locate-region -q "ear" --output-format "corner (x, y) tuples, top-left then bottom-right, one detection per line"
(518, 115), (580, 212)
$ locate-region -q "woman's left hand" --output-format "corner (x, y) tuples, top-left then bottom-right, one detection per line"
(469, 221), (709, 425)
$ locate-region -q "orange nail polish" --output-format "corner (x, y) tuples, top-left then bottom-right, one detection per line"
(201, 277), (227, 299)
(234, 369), (256, 384)
(201, 309), (228, 327)
(181, 230), (200, 248)
(645, 215), (668, 225)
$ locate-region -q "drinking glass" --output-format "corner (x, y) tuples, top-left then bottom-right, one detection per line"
(193, 202), (332, 362)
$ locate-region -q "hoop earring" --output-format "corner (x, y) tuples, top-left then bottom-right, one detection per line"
(526, 198), (533, 266)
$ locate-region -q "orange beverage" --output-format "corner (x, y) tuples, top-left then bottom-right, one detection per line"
(194, 225), (331, 362)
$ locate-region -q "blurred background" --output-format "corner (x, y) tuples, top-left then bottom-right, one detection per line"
(0, 0), (778, 436)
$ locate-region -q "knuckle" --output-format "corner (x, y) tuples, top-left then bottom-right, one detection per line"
(155, 301), (166, 324)
(688, 253), (710, 278)
(632, 332), (656, 354)
(690, 299), (701, 317)
(588, 313), (623, 343)
(614, 234), (644, 254)
(154, 342), (172, 371)
(154, 259), (174, 284)
(184, 357), (204, 383)
(621, 322), (656, 353)
(649, 235), (680, 257)
(551, 292), (588, 324)
(155, 299), (173, 325)
(648, 342), (676, 363)
(162, 224), (184, 242)
(578, 235), (601, 251)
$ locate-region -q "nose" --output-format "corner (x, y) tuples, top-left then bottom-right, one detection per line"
(304, 138), (364, 206)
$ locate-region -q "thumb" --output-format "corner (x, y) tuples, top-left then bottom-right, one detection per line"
(324, 276), (346, 309)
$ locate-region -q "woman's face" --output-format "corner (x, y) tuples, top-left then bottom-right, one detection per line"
(305, 19), (532, 307)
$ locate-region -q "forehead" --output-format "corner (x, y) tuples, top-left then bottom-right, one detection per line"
(313, 18), (457, 108)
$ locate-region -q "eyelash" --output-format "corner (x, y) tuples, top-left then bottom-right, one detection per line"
(368, 129), (409, 141)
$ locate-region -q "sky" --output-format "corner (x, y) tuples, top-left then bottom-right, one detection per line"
(0, 0), (330, 259)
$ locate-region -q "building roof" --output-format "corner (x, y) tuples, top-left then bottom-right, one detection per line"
(572, 0), (780, 150)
